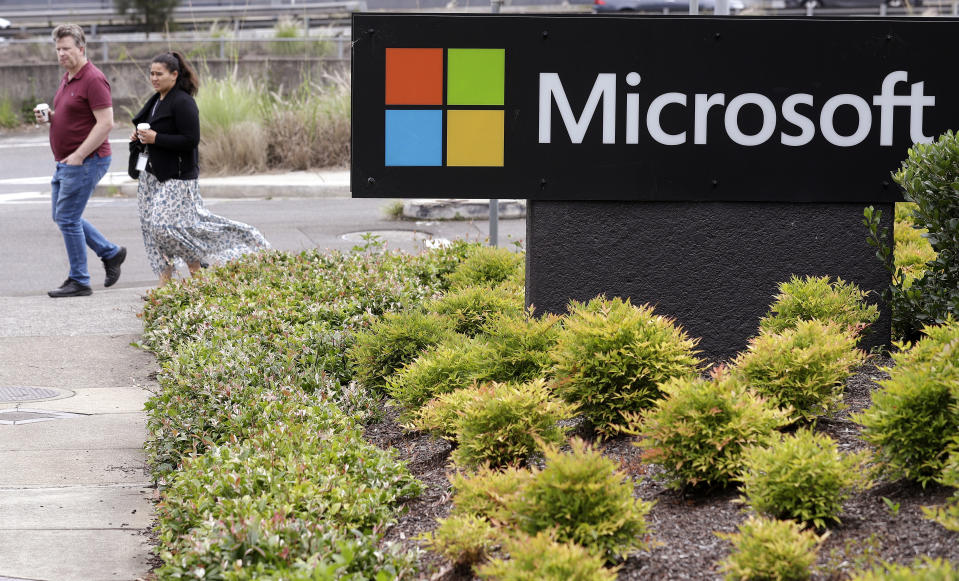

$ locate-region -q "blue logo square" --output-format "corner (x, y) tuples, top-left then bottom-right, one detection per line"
(385, 110), (443, 166)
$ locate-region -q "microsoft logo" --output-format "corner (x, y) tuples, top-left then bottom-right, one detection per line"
(385, 48), (505, 167)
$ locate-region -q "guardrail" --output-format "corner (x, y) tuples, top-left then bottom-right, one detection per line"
(0, 35), (353, 64)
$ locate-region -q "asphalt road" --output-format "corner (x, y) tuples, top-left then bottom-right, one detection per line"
(0, 126), (526, 297)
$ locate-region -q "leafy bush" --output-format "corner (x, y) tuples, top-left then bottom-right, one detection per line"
(550, 296), (701, 436)
(480, 311), (562, 384)
(412, 387), (478, 439)
(853, 319), (959, 485)
(739, 430), (869, 529)
(628, 369), (790, 491)
(450, 379), (576, 469)
(427, 284), (524, 337)
(512, 439), (653, 561)
(385, 335), (496, 411)
(348, 310), (455, 394)
(730, 319), (864, 422)
(156, 421), (422, 578)
(865, 131), (959, 342)
(759, 275), (879, 340)
(450, 465), (534, 524)
(447, 246), (525, 290)
(894, 203), (937, 285)
(420, 514), (500, 568)
(717, 515), (823, 581)
(849, 556), (959, 581)
(924, 442), (959, 531)
(477, 532), (618, 581)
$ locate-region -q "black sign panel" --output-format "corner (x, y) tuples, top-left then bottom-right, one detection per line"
(351, 14), (958, 201)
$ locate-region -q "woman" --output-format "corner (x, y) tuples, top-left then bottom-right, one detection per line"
(131, 51), (270, 285)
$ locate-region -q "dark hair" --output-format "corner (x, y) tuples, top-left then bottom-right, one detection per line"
(151, 51), (200, 96)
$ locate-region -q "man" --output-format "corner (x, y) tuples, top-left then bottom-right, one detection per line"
(37, 23), (126, 298)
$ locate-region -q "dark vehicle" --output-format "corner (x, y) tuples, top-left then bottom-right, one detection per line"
(594, 0), (745, 11)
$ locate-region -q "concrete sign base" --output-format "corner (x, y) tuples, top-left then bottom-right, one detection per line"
(525, 201), (893, 362)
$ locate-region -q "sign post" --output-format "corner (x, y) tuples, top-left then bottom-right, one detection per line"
(352, 14), (959, 359)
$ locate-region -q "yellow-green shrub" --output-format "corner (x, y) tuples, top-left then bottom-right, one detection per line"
(731, 319), (864, 422)
(480, 311), (562, 384)
(477, 532), (618, 581)
(450, 465), (534, 524)
(385, 335), (495, 411)
(412, 387), (478, 439)
(450, 380), (576, 469)
(759, 275), (879, 340)
(347, 310), (455, 393)
(629, 370), (790, 490)
(717, 515), (823, 581)
(419, 513), (500, 568)
(924, 442), (959, 531)
(850, 556), (959, 580)
(854, 319), (959, 485)
(550, 296), (701, 436)
(447, 246), (525, 290)
(427, 284), (523, 337)
(512, 439), (653, 561)
(739, 430), (869, 529)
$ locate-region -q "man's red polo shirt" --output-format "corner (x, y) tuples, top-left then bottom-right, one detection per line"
(50, 61), (112, 162)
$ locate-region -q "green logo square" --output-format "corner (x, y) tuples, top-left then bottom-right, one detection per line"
(447, 49), (505, 106)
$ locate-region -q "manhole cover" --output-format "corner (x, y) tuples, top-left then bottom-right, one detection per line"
(0, 408), (84, 425)
(0, 386), (64, 403)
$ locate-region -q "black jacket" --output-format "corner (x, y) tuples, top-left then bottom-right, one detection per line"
(132, 87), (200, 182)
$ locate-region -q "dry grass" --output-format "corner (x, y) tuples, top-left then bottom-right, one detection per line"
(266, 73), (351, 170)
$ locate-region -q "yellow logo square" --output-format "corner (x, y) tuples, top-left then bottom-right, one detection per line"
(447, 110), (505, 167)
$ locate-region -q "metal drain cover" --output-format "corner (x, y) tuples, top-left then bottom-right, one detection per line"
(0, 408), (84, 425)
(0, 386), (69, 403)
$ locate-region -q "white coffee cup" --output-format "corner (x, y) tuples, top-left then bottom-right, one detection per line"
(34, 103), (50, 123)
(136, 122), (150, 143)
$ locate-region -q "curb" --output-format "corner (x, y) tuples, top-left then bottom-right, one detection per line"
(403, 199), (526, 220)
(93, 170), (352, 199)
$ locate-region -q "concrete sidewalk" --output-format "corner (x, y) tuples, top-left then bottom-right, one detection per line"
(0, 287), (158, 581)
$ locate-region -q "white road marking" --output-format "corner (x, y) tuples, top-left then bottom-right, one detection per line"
(0, 191), (47, 204)
(0, 171), (128, 185)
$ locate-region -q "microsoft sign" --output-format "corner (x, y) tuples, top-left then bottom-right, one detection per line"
(351, 14), (959, 202)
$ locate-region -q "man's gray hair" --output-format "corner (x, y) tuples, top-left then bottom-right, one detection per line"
(52, 23), (86, 48)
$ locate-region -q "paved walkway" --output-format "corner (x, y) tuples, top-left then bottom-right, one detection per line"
(0, 287), (157, 581)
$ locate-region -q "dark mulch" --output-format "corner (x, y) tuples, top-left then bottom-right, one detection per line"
(363, 355), (959, 580)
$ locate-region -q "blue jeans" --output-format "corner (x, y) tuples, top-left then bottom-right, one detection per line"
(50, 154), (120, 287)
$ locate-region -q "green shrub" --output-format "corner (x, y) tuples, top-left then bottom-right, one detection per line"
(348, 310), (455, 394)
(420, 513), (501, 568)
(890, 131), (959, 340)
(730, 319), (864, 422)
(849, 557), (959, 581)
(739, 430), (869, 529)
(628, 369), (790, 491)
(447, 246), (525, 290)
(759, 275), (880, 340)
(512, 438), (653, 561)
(385, 335), (496, 411)
(477, 532), (618, 581)
(427, 284), (524, 337)
(450, 379), (576, 469)
(0, 96), (22, 129)
(894, 204), (936, 285)
(156, 421), (422, 578)
(865, 131), (959, 341)
(550, 296), (701, 436)
(853, 319), (959, 485)
(924, 441), (959, 531)
(450, 465), (534, 523)
(717, 515), (823, 581)
(480, 311), (562, 384)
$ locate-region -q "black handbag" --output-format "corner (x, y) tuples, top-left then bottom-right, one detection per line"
(128, 140), (144, 180)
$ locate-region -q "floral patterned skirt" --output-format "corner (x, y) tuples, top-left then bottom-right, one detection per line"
(137, 171), (270, 276)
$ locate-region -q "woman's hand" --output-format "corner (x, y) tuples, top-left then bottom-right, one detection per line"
(136, 128), (158, 145)
(129, 130), (138, 142)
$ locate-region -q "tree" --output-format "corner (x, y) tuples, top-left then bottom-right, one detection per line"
(115, 0), (181, 35)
